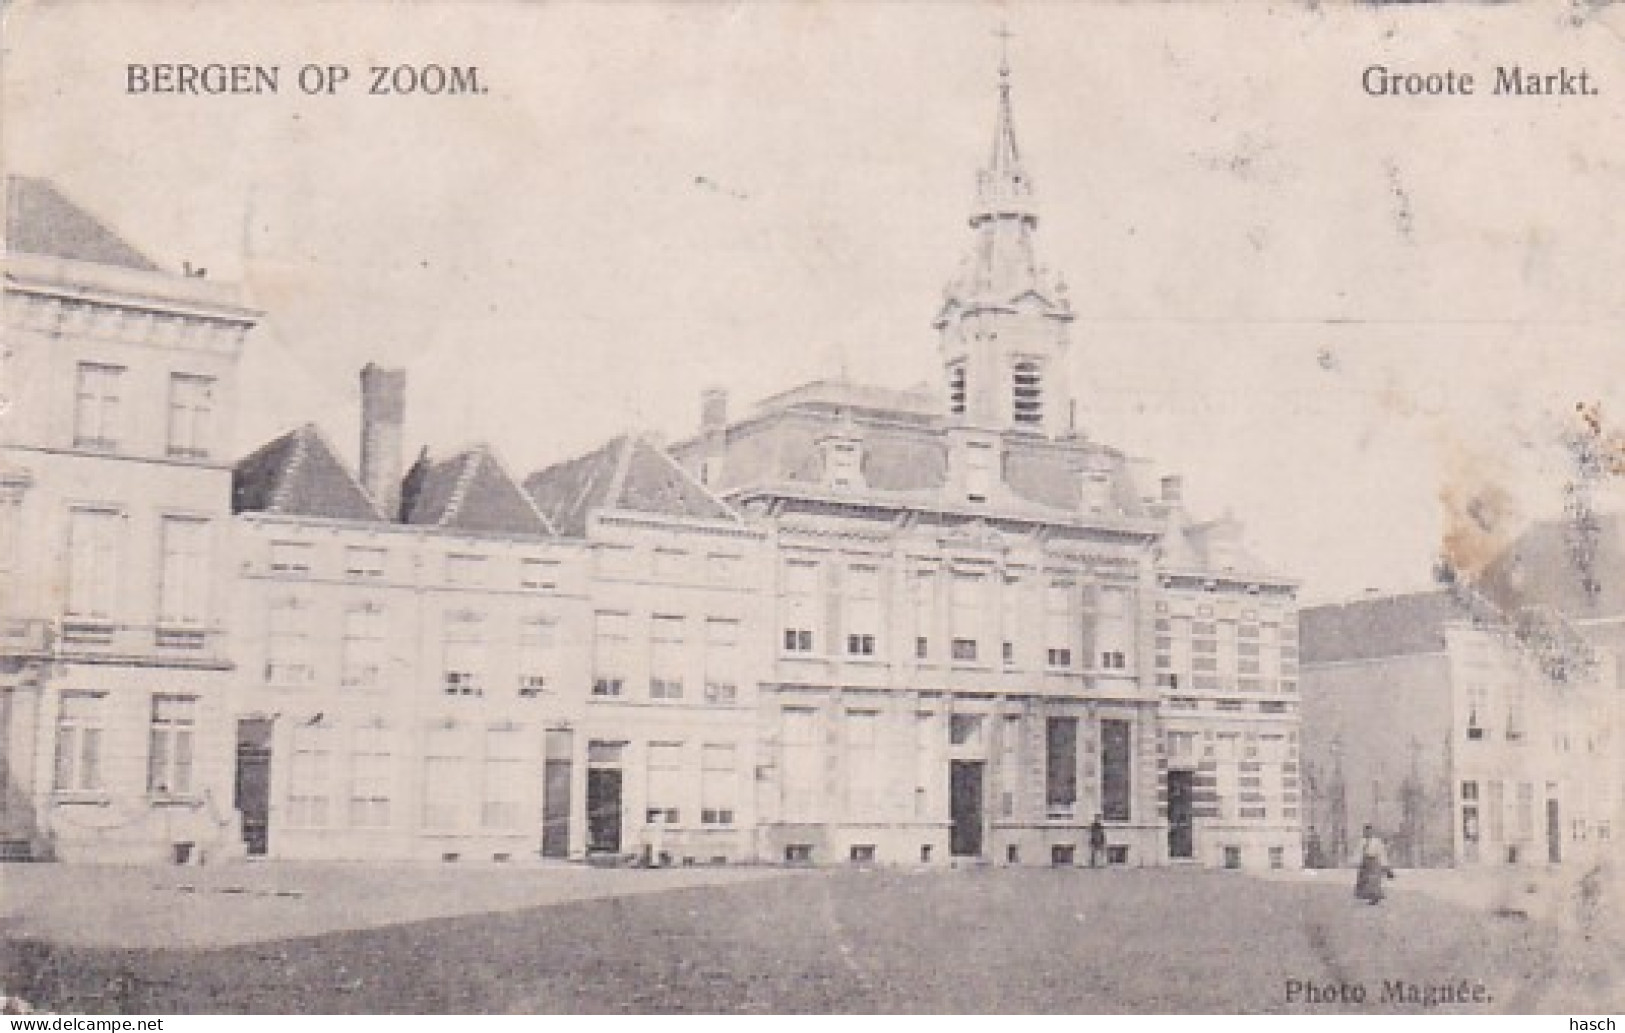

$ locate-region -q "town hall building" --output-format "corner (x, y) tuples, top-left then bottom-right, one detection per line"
(2, 56), (1303, 870)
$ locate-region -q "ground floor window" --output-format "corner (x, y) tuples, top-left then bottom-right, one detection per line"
(1100, 718), (1132, 822)
(53, 692), (105, 793)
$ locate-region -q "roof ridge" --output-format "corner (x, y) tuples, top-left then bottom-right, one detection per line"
(439, 449), (484, 527)
(604, 434), (638, 511)
(268, 425), (315, 514)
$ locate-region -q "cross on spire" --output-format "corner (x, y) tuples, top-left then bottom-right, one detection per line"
(994, 23), (1014, 78)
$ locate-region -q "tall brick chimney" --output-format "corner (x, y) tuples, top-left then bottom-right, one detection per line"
(359, 364), (406, 520)
(699, 387), (727, 487)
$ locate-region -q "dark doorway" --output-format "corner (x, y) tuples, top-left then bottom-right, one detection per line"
(1546, 798), (1561, 864)
(950, 760), (984, 857)
(234, 719), (273, 857)
(587, 768), (622, 854)
(1167, 769), (1194, 860)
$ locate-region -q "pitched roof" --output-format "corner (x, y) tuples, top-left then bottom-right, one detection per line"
(1474, 511), (1625, 621)
(401, 445), (554, 537)
(6, 176), (161, 272)
(525, 435), (738, 537)
(1300, 590), (1461, 664)
(233, 425), (383, 521)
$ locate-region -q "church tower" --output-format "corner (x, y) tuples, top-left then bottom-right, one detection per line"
(934, 42), (1074, 438)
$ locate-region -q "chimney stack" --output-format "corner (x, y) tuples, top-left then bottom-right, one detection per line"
(359, 364), (406, 520)
(701, 387), (728, 434)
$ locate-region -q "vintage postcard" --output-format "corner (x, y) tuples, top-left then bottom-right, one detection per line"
(1, 0), (1623, 1017)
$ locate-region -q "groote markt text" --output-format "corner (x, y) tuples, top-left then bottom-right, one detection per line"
(125, 63), (487, 96)
(1362, 63), (1599, 96)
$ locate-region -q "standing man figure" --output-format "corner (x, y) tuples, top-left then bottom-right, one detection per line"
(1089, 814), (1107, 868)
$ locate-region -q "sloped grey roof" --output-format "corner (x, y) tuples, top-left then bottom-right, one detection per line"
(233, 425), (383, 521)
(526, 435), (738, 536)
(1300, 591), (1459, 664)
(402, 445), (554, 537)
(6, 176), (161, 272)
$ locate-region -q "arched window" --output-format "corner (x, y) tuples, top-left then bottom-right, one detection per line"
(948, 362), (967, 415)
(1012, 361), (1042, 425)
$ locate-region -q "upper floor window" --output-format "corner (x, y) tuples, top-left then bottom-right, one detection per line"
(442, 611), (486, 696)
(344, 546), (386, 579)
(948, 361), (967, 416)
(845, 565), (881, 657)
(592, 611), (631, 697)
(520, 556), (559, 591)
(1012, 361), (1043, 426)
(74, 363), (124, 451)
(65, 506), (121, 619)
(828, 442), (861, 489)
(653, 548), (688, 580)
(650, 615), (687, 699)
(707, 552), (742, 586)
(269, 540), (313, 576)
(445, 552), (487, 587)
(157, 516), (210, 626)
(167, 374), (215, 458)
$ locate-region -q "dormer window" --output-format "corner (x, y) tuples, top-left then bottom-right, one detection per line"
(829, 442), (861, 489)
(1012, 361), (1042, 426)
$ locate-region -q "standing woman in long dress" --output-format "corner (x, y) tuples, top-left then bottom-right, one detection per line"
(1354, 824), (1389, 905)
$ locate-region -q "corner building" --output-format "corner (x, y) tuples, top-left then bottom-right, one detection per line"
(666, 64), (1302, 869)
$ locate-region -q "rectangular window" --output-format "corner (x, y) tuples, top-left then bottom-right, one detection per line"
(845, 565), (882, 657)
(653, 548), (689, 580)
(422, 722), (471, 830)
(646, 741), (683, 825)
(782, 559), (820, 654)
(158, 517), (209, 626)
(704, 618), (740, 704)
(828, 442), (861, 488)
(1487, 780), (1505, 844)
(1001, 575), (1023, 666)
(166, 373), (214, 458)
(1516, 782), (1534, 841)
(53, 692), (104, 792)
(1101, 718), (1133, 822)
(269, 540), (313, 575)
(999, 715), (1022, 818)
(266, 596), (313, 684)
(344, 546), (386, 579)
(518, 616), (555, 697)
(147, 695), (197, 796)
(73, 363), (123, 450)
(845, 710), (881, 818)
(1097, 588), (1135, 673)
(912, 568), (936, 660)
(951, 573), (984, 661)
(341, 604), (386, 689)
(592, 611), (631, 697)
(482, 725), (526, 829)
(701, 743), (737, 825)
(650, 615), (686, 699)
(65, 507), (121, 619)
(596, 544), (635, 578)
(707, 552), (742, 585)
(781, 707), (819, 822)
(287, 723), (332, 827)
(445, 553), (487, 587)
(965, 441), (993, 502)
(442, 611), (485, 696)
(520, 556), (559, 590)
(349, 722), (392, 828)
(1045, 717), (1078, 813)
(950, 713), (983, 747)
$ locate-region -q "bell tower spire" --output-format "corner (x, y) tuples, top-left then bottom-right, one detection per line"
(934, 29), (1074, 438)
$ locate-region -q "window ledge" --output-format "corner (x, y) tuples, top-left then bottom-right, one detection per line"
(52, 793), (111, 806)
(149, 795), (203, 809)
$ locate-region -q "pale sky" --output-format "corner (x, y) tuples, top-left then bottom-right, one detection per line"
(8, 1), (1625, 602)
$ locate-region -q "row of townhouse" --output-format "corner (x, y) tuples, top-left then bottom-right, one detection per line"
(2, 58), (1306, 869)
